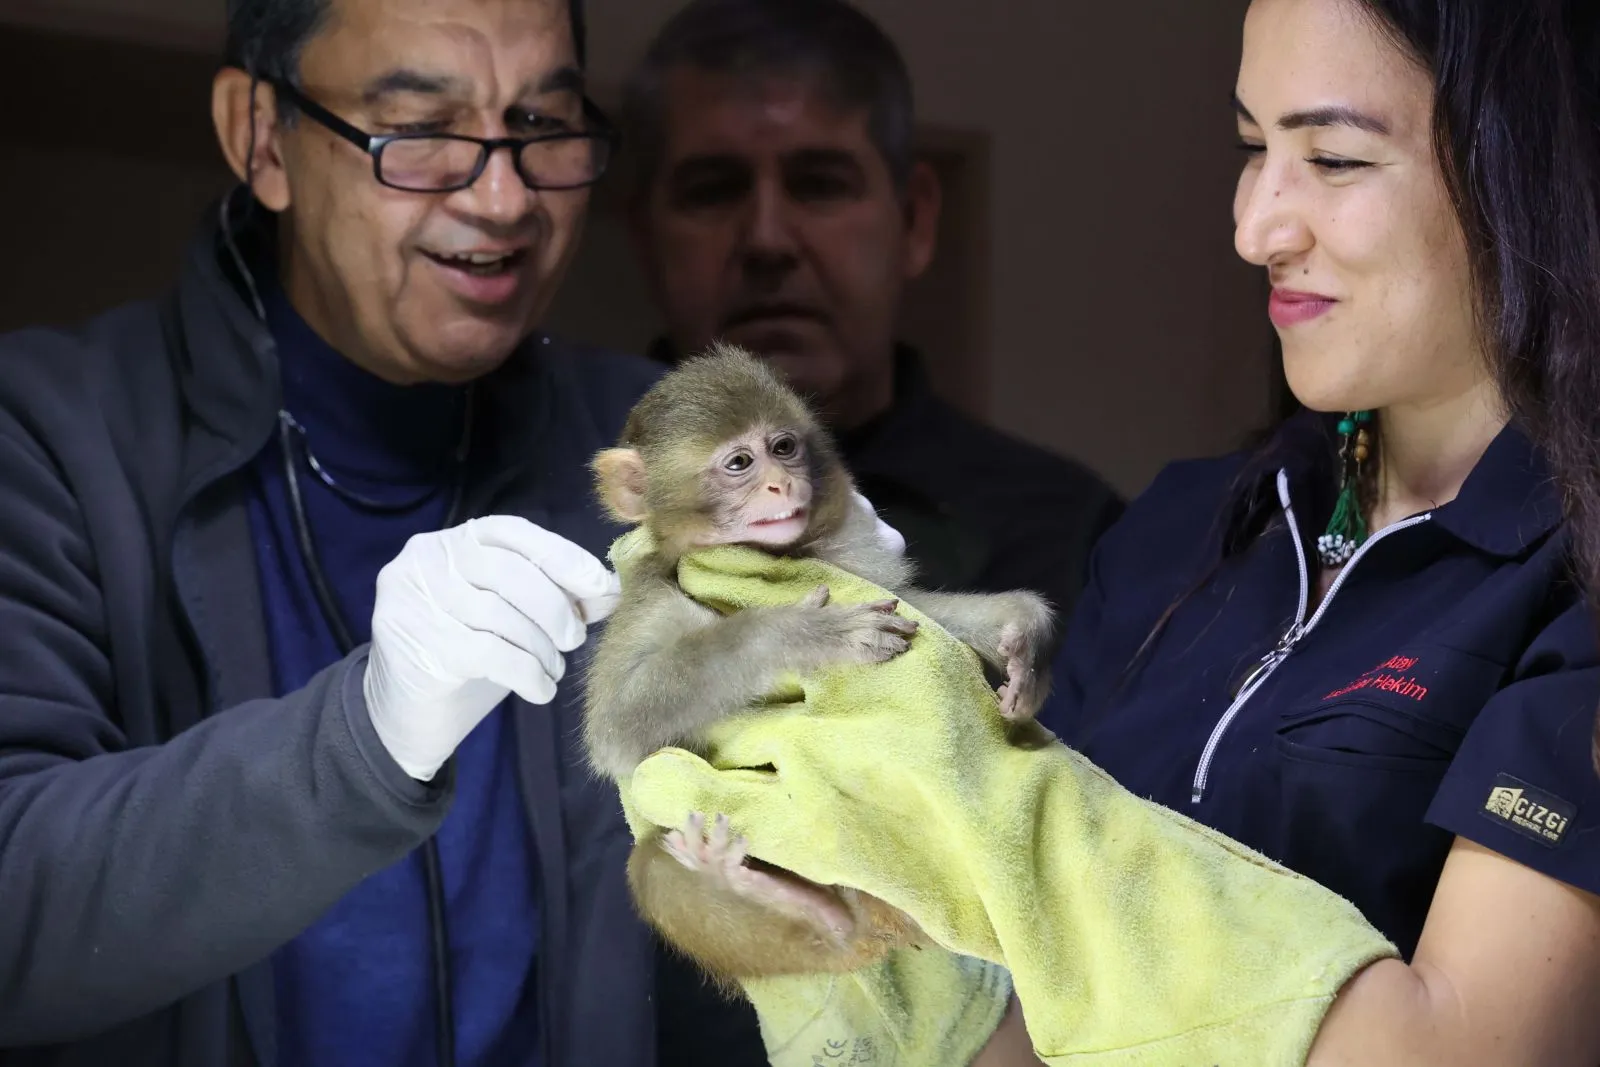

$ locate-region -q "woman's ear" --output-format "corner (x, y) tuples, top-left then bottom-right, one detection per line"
(211, 68), (292, 212)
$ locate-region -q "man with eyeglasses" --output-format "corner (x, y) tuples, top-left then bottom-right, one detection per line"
(0, 0), (777, 1065)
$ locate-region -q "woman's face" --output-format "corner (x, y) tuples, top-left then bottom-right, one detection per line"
(1233, 0), (1486, 415)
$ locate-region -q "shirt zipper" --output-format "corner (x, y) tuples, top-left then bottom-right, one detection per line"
(1189, 469), (1433, 804)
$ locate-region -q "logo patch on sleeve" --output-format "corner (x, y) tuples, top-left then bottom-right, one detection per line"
(1480, 774), (1576, 847)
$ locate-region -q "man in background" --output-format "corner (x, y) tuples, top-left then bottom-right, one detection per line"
(623, 0), (1125, 621)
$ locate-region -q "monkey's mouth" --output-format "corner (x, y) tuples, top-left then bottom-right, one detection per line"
(749, 507), (806, 527)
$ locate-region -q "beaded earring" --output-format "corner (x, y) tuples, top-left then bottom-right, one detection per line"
(1316, 410), (1372, 567)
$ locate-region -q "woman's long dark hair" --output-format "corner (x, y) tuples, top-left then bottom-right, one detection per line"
(1362, 0), (1600, 766)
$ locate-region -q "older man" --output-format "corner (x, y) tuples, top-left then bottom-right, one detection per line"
(0, 0), (772, 1064)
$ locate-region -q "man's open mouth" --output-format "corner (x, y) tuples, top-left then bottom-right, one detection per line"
(423, 249), (528, 276)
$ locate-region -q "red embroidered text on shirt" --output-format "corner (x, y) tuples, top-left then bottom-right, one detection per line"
(1324, 655), (1429, 702)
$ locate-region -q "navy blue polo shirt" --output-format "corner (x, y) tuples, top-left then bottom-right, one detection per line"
(1040, 410), (1600, 958)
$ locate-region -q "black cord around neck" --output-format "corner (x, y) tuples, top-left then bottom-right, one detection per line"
(278, 409), (466, 1067)
(276, 385), (476, 516)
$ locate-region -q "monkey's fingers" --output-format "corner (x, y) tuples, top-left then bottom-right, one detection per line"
(997, 623), (1022, 661)
(722, 830), (751, 870)
(1000, 656), (1040, 720)
(709, 812), (733, 853)
(684, 811), (708, 839)
(877, 615), (920, 637)
(865, 598), (900, 614)
(661, 829), (700, 871)
(802, 585), (832, 608)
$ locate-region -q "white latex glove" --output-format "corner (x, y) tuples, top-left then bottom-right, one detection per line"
(363, 516), (622, 780)
(852, 489), (906, 557)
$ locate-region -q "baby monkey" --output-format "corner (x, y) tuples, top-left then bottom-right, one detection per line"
(584, 343), (1056, 989)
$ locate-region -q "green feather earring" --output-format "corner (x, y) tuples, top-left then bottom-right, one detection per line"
(1317, 410), (1373, 567)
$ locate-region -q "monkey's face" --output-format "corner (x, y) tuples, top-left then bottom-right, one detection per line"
(696, 426), (816, 549)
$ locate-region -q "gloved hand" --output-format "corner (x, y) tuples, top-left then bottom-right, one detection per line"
(627, 548), (1399, 1065)
(852, 489), (907, 558)
(364, 516), (621, 780)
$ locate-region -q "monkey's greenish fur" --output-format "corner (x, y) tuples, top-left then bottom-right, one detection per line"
(607, 343), (854, 565)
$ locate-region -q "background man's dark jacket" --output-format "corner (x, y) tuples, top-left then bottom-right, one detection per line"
(0, 210), (763, 1066)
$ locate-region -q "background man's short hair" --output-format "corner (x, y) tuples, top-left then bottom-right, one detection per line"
(620, 0), (916, 188)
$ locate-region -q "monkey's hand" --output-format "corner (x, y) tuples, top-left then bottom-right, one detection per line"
(662, 812), (857, 942)
(799, 585), (919, 667)
(995, 593), (1055, 721)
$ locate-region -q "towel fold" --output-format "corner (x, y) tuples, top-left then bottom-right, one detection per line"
(608, 529), (1014, 1066)
(626, 533), (1401, 1064)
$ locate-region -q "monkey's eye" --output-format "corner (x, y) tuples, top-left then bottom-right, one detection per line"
(770, 434), (799, 459)
(724, 450), (754, 473)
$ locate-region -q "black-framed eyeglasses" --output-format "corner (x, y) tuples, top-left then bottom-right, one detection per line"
(270, 79), (616, 194)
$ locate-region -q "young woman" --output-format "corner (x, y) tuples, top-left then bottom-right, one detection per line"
(627, 0), (1600, 1062)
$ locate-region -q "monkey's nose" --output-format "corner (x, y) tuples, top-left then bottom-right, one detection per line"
(765, 483), (784, 495)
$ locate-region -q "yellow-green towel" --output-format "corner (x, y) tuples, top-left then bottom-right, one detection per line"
(625, 531), (1402, 1064)
(607, 528), (1015, 1066)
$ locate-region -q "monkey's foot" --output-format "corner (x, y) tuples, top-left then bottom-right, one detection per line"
(663, 813), (855, 939)
(997, 623), (1042, 721)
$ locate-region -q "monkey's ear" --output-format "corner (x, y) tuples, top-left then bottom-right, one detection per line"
(593, 448), (650, 524)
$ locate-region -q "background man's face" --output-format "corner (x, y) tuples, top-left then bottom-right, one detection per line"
(634, 67), (937, 426)
(274, 0), (591, 382)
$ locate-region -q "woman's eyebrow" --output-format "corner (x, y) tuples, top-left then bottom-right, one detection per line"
(1231, 93), (1391, 136)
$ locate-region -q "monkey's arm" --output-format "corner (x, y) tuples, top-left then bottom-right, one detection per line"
(910, 590), (1053, 666)
(909, 589), (1057, 721)
(584, 581), (915, 780)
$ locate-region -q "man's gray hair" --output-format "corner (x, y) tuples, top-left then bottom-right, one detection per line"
(621, 0), (916, 188)
(223, 0), (589, 116)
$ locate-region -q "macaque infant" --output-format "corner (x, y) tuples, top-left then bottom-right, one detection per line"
(583, 343), (1056, 989)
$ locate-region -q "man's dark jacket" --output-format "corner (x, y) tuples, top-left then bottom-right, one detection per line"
(0, 208), (761, 1066)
